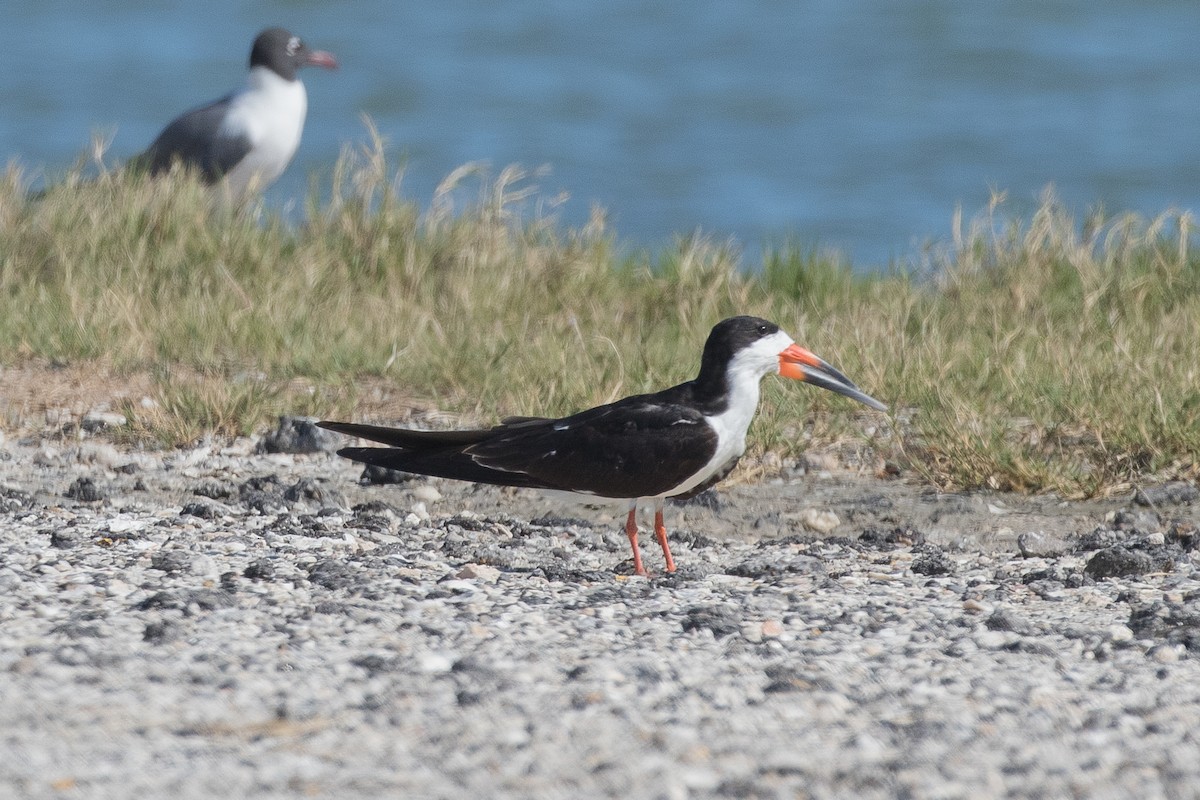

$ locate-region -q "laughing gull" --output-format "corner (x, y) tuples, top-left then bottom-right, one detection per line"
(136, 27), (338, 197)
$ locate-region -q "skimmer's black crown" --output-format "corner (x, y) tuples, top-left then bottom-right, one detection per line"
(692, 316), (782, 394)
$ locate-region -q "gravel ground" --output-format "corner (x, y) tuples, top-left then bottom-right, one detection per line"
(2, 419), (1199, 799)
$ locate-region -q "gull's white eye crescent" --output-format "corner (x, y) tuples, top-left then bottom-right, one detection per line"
(287, 36), (301, 55)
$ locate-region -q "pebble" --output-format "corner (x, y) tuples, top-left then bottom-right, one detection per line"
(456, 563), (501, 582)
(800, 508), (840, 533)
(417, 652), (456, 674)
(962, 598), (992, 614)
(1150, 644), (1185, 664)
(761, 619), (784, 638)
(1108, 624), (1135, 643)
(107, 518), (148, 534)
(412, 485), (443, 504)
(974, 630), (1011, 649)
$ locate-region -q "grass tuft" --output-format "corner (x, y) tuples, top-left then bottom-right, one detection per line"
(2, 143), (1198, 496)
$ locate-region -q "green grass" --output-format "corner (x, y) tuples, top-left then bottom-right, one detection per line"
(3, 143), (1198, 497)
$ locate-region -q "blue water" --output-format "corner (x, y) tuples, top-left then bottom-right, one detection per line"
(3, 2), (1199, 268)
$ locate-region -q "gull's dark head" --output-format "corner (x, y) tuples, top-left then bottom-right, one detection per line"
(250, 27), (338, 81)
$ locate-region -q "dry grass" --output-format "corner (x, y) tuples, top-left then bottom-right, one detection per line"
(2, 142), (1198, 496)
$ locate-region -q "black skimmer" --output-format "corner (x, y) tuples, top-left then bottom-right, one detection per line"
(319, 316), (887, 576)
(135, 27), (337, 197)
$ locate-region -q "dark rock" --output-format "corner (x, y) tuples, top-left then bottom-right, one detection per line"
(451, 656), (497, 677)
(359, 464), (414, 486)
(308, 560), (359, 591)
(1001, 639), (1056, 656)
(353, 500), (401, 516)
(241, 475), (282, 493)
(0, 487), (35, 514)
(268, 514), (341, 539)
(180, 501), (222, 519)
(257, 416), (342, 455)
(1111, 508), (1162, 533)
(530, 513), (595, 529)
(1084, 546), (1177, 579)
(911, 546), (955, 576)
(442, 514), (511, 534)
(859, 526), (924, 549)
(762, 665), (828, 693)
(240, 491), (282, 515)
(986, 610), (1038, 635)
(1022, 565), (1090, 590)
(1077, 527), (1128, 552)
(239, 475), (285, 513)
(51, 621), (102, 639)
(1166, 520), (1199, 550)
(858, 528), (890, 548)
(680, 605), (741, 637)
(313, 601), (347, 614)
(353, 654), (400, 674)
(770, 533), (820, 548)
(65, 476), (106, 503)
(150, 550), (193, 574)
(143, 620), (180, 644)
(655, 564), (713, 585)
(671, 530), (717, 549)
(1134, 482), (1199, 508)
(348, 513), (395, 535)
(726, 553), (826, 580)
(243, 558), (276, 581)
(533, 564), (616, 583)
(672, 489), (722, 511)
(348, 502), (401, 534)
(1129, 600), (1200, 650)
(283, 477), (343, 506)
(50, 529), (82, 549)
(191, 480), (235, 500)
(133, 589), (235, 613)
